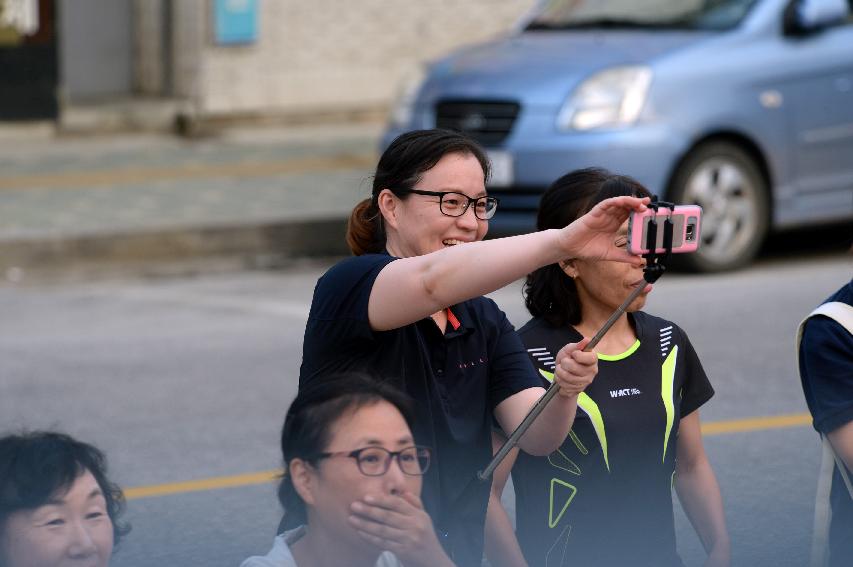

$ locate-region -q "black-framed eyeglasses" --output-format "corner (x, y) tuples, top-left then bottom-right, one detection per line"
(312, 445), (431, 476)
(400, 189), (499, 220)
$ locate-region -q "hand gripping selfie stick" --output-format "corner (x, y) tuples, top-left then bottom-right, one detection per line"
(477, 198), (676, 481)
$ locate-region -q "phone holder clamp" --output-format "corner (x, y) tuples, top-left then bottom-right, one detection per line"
(642, 197), (676, 284)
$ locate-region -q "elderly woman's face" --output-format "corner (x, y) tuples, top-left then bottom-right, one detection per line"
(0, 470), (114, 567)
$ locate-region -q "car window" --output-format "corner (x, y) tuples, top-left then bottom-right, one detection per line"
(526, 0), (761, 31)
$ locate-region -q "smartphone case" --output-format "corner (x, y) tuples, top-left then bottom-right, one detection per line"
(626, 205), (702, 255)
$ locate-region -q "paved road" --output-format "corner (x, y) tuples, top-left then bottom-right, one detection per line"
(0, 249), (850, 566)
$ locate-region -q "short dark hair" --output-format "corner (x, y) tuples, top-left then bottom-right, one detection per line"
(347, 129), (491, 255)
(0, 431), (129, 546)
(277, 373), (416, 528)
(524, 167), (652, 327)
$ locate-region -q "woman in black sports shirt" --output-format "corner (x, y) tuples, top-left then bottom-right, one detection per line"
(485, 168), (730, 567)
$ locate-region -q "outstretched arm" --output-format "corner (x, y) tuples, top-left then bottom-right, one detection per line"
(675, 411), (730, 567)
(368, 196), (648, 331)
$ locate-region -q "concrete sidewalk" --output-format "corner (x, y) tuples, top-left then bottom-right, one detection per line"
(0, 122), (383, 282)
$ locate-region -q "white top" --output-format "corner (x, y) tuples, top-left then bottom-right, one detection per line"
(240, 526), (404, 567)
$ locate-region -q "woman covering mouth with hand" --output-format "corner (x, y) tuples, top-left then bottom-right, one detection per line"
(243, 374), (453, 567)
(294, 129), (650, 566)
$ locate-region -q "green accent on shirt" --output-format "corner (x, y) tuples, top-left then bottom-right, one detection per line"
(549, 478), (577, 528)
(548, 449), (582, 476)
(539, 368), (610, 472)
(569, 429), (588, 455)
(661, 346), (678, 463)
(597, 339), (641, 361)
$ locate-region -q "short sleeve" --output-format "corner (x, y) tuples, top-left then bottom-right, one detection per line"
(677, 326), (715, 418)
(299, 254), (395, 384)
(240, 534), (296, 567)
(486, 303), (542, 409)
(800, 316), (853, 435)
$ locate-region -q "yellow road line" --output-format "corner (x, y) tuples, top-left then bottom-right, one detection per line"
(0, 154), (375, 191)
(124, 469), (281, 500)
(124, 412), (813, 501)
(701, 411), (811, 436)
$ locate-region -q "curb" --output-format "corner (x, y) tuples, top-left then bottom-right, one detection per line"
(0, 218), (350, 283)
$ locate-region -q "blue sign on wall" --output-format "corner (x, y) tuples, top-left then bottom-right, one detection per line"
(213, 0), (258, 45)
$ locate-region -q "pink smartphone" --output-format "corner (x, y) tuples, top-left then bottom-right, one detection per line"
(626, 205), (702, 255)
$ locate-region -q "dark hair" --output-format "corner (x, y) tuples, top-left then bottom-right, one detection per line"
(277, 373), (416, 528)
(346, 129), (491, 255)
(0, 431), (129, 546)
(524, 167), (652, 327)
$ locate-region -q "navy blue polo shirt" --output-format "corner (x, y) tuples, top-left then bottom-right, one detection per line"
(299, 253), (541, 567)
(799, 279), (853, 567)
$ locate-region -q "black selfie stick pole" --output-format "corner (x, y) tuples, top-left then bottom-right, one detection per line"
(477, 200), (674, 482)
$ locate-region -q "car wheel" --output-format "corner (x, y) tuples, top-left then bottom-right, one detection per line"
(668, 142), (769, 272)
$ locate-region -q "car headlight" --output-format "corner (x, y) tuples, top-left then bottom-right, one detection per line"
(389, 66), (427, 128)
(556, 66), (652, 131)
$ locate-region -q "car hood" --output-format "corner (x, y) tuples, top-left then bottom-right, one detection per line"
(419, 30), (714, 107)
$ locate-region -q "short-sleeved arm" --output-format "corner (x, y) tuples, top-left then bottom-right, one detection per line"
(800, 316), (853, 435)
(299, 254), (396, 384)
(486, 302), (543, 410)
(678, 326), (715, 418)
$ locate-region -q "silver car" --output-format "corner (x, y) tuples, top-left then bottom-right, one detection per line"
(383, 0), (853, 271)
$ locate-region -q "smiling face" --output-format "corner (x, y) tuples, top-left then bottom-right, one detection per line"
(292, 400), (421, 554)
(0, 471), (114, 567)
(565, 221), (650, 317)
(380, 151), (489, 258)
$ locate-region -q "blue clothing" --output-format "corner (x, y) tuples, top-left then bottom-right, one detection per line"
(799, 279), (853, 567)
(298, 253), (541, 567)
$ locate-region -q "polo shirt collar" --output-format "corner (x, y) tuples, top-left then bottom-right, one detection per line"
(445, 302), (474, 338)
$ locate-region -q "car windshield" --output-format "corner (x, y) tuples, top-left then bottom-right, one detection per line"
(525, 0), (761, 32)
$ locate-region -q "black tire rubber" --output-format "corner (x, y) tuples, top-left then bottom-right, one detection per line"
(668, 141), (770, 272)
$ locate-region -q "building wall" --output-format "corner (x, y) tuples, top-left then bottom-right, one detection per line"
(133, 0), (166, 95)
(59, 0), (133, 101)
(173, 0), (536, 117)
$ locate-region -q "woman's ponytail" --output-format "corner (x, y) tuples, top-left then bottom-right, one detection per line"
(346, 198), (384, 256)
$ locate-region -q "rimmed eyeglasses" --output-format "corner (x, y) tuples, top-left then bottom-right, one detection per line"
(312, 445), (431, 476)
(400, 189), (499, 220)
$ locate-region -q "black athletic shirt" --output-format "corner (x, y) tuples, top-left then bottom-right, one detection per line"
(512, 311), (714, 567)
(298, 253), (542, 567)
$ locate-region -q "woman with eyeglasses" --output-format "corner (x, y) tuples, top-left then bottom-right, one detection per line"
(242, 373), (453, 567)
(296, 129), (651, 566)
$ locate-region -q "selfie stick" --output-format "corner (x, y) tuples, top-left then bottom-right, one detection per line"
(477, 199), (675, 482)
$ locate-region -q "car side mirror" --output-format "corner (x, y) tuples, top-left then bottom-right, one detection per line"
(783, 0), (849, 36)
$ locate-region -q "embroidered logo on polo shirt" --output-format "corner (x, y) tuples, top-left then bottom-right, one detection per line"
(458, 357), (487, 370)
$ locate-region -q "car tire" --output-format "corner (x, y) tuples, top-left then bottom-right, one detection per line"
(668, 141), (769, 272)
